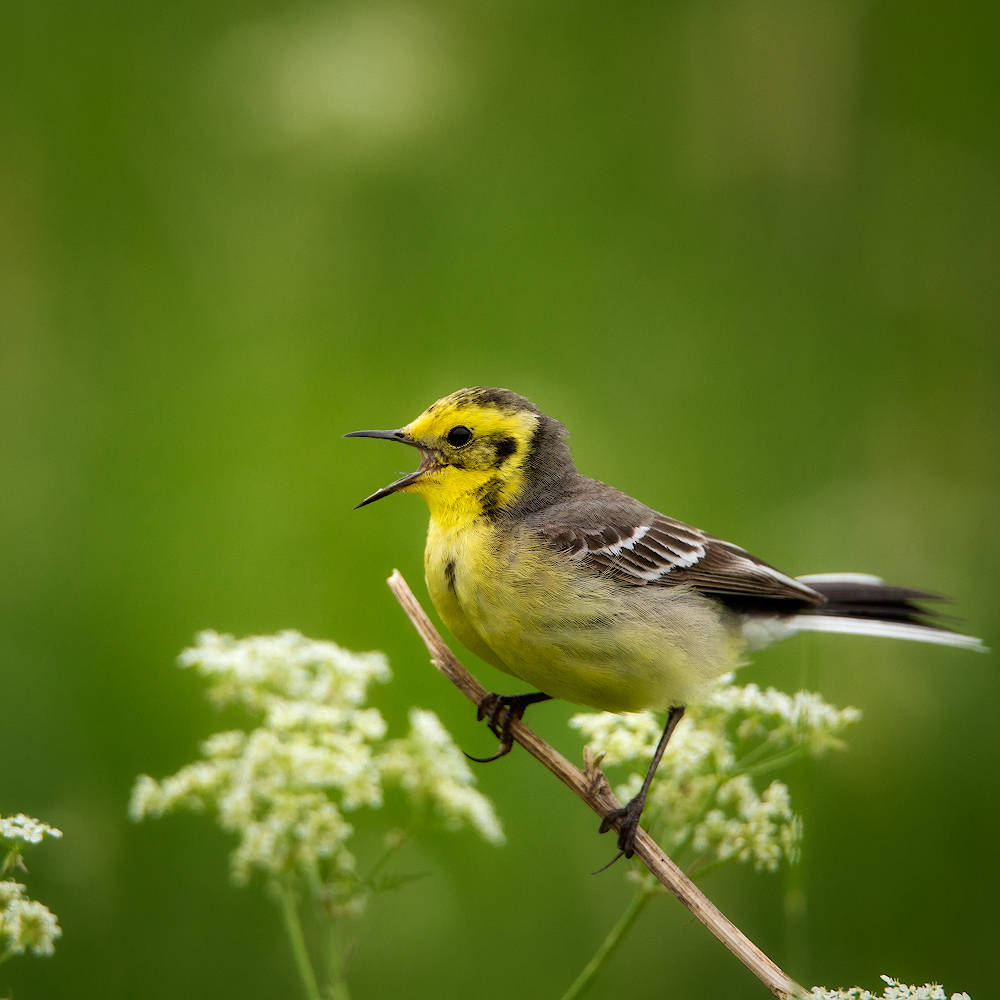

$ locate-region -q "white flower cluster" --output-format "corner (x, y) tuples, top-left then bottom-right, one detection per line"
(0, 880), (62, 959)
(571, 711), (664, 767)
(692, 776), (802, 870)
(708, 683), (862, 756)
(131, 631), (502, 893)
(810, 975), (971, 999)
(570, 679), (859, 872)
(177, 629), (391, 718)
(381, 709), (505, 846)
(0, 813), (62, 963)
(0, 815), (63, 850)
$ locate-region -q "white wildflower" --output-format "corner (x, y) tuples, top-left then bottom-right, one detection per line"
(0, 812), (62, 963)
(0, 887), (62, 958)
(809, 975), (971, 999)
(0, 881), (25, 906)
(131, 719), (370, 884)
(132, 632), (503, 898)
(568, 712), (662, 766)
(0, 815), (63, 848)
(178, 629), (391, 716)
(381, 709), (505, 846)
(570, 678), (856, 870)
(707, 683), (861, 755)
(0, 880), (62, 960)
(692, 777), (801, 871)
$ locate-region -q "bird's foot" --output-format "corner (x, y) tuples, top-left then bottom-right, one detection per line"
(598, 795), (645, 859)
(466, 691), (551, 763)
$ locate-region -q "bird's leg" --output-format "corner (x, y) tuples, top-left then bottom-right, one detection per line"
(466, 691), (553, 763)
(599, 705), (685, 859)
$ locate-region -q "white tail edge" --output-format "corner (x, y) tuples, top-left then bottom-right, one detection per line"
(792, 614), (987, 652)
(796, 572), (885, 586)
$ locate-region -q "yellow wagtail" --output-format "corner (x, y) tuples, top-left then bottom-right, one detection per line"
(347, 387), (983, 857)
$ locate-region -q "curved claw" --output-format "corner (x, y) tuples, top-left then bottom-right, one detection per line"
(468, 693), (513, 762)
(467, 690), (552, 763)
(463, 740), (514, 764)
(591, 850), (626, 875)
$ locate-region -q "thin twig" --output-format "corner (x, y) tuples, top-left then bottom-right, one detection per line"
(387, 570), (806, 1000)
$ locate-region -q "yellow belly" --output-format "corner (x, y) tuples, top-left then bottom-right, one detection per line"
(425, 518), (742, 712)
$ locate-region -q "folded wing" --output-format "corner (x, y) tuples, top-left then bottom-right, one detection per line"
(536, 512), (824, 605)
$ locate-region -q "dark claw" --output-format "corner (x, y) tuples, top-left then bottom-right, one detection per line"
(477, 693), (509, 736)
(475, 693), (496, 723)
(463, 741), (513, 764)
(467, 691), (552, 764)
(598, 797), (645, 859)
(591, 850), (626, 875)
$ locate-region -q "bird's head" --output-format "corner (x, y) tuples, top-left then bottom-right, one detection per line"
(345, 387), (573, 519)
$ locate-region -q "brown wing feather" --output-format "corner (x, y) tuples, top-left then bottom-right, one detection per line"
(536, 512), (823, 606)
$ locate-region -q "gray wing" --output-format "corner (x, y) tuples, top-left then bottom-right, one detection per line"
(536, 510), (824, 605)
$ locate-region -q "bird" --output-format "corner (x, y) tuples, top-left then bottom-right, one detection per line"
(346, 386), (984, 859)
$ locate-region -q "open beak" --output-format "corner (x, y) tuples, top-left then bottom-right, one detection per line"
(343, 428), (439, 508)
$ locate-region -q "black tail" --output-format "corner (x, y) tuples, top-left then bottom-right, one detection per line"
(791, 573), (984, 650)
(803, 578), (949, 627)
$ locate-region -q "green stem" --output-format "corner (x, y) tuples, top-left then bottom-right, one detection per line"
(684, 855), (729, 881)
(362, 831), (408, 888)
(559, 886), (657, 1000)
(278, 882), (321, 1000)
(741, 747), (809, 780)
(1, 849), (25, 877)
(323, 917), (351, 1000)
(732, 740), (804, 775)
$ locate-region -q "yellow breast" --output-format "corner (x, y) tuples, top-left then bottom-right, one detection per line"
(425, 514), (742, 713)
(424, 515), (516, 674)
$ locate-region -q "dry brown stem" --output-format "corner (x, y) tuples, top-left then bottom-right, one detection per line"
(387, 570), (807, 998)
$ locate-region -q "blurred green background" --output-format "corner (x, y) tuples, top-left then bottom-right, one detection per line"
(2, 0), (997, 996)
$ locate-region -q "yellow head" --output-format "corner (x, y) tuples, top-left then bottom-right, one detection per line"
(346, 387), (574, 520)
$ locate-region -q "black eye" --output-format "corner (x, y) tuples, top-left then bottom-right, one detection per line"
(447, 425), (473, 447)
